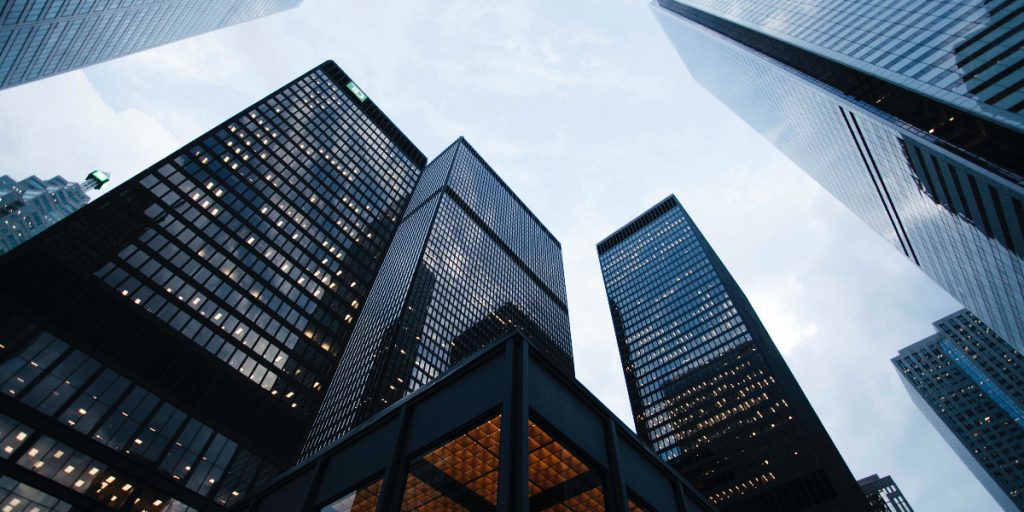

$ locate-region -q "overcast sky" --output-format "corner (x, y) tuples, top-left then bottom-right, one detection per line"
(0, 1), (998, 510)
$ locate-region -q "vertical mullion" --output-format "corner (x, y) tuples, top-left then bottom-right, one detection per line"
(496, 337), (528, 512)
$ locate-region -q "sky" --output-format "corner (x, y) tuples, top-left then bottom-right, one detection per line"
(0, 1), (1000, 510)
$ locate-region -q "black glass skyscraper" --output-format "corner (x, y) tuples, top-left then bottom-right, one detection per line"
(302, 137), (572, 459)
(857, 474), (914, 512)
(894, 309), (1024, 511)
(0, 0), (301, 89)
(652, 0), (1024, 351)
(598, 196), (867, 511)
(0, 61), (424, 511)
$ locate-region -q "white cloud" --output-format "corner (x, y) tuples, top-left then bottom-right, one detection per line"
(0, 71), (179, 192)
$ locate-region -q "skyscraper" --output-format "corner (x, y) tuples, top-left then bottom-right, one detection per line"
(857, 474), (914, 512)
(0, 0), (301, 89)
(651, 0), (1024, 350)
(0, 170), (107, 255)
(0, 60), (424, 510)
(302, 137), (572, 459)
(598, 196), (867, 511)
(893, 309), (1024, 511)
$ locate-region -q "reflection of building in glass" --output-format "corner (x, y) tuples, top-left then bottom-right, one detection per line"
(651, 0), (1024, 351)
(303, 137), (572, 459)
(0, 0), (301, 89)
(894, 309), (1024, 511)
(0, 171), (107, 255)
(598, 196), (867, 511)
(0, 61), (424, 510)
(857, 474), (914, 512)
(240, 334), (715, 511)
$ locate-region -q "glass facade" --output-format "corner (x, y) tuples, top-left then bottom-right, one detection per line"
(239, 334), (715, 512)
(659, 0), (1024, 133)
(653, 1), (1024, 353)
(598, 196), (868, 511)
(894, 309), (1024, 511)
(0, 61), (425, 510)
(0, 0), (301, 89)
(857, 474), (914, 512)
(0, 174), (94, 255)
(302, 137), (572, 458)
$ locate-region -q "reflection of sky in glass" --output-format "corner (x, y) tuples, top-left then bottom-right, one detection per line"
(663, 0), (1024, 131)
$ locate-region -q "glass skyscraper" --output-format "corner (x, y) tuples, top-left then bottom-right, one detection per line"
(598, 196), (867, 511)
(0, 60), (424, 511)
(0, 0), (301, 89)
(0, 170), (107, 255)
(894, 309), (1024, 511)
(652, 0), (1024, 351)
(302, 137), (573, 459)
(857, 474), (914, 512)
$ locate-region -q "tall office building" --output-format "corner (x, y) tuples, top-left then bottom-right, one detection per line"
(894, 309), (1024, 511)
(651, 1), (1024, 351)
(0, 170), (108, 255)
(0, 61), (424, 511)
(598, 196), (867, 511)
(302, 137), (572, 459)
(857, 474), (914, 512)
(0, 0), (301, 89)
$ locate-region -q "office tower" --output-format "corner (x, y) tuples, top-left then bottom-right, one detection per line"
(0, 0), (301, 89)
(239, 334), (715, 512)
(857, 474), (914, 512)
(894, 309), (1024, 511)
(303, 137), (572, 459)
(598, 196), (867, 511)
(0, 61), (424, 511)
(0, 170), (108, 255)
(651, 1), (1024, 351)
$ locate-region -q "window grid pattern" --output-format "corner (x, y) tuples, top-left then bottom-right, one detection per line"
(0, 475), (72, 512)
(654, 4), (1024, 351)
(0, 332), (272, 507)
(894, 309), (1024, 509)
(666, 0), (1024, 131)
(399, 415), (501, 512)
(303, 139), (571, 459)
(0, 0), (301, 89)
(91, 67), (421, 414)
(0, 62), (423, 511)
(0, 174), (90, 255)
(599, 198), (857, 510)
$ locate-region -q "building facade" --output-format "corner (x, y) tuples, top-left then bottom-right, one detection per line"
(0, 0), (301, 89)
(0, 60), (424, 511)
(302, 137), (573, 460)
(894, 309), (1024, 511)
(598, 196), (867, 511)
(651, 0), (1024, 351)
(0, 170), (107, 255)
(243, 334), (716, 512)
(857, 474), (914, 512)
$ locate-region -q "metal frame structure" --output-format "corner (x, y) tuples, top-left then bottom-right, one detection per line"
(238, 333), (716, 511)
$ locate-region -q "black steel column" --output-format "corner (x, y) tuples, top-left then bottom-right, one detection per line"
(376, 406), (412, 512)
(602, 419), (630, 511)
(496, 337), (529, 512)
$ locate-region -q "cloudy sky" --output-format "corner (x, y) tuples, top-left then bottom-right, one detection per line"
(0, 1), (997, 509)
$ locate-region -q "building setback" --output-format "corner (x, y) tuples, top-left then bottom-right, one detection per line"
(857, 474), (914, 512)
(0, 0), (301, 89)
(302, 137), (573, 459)
(0, 171), (107, 255)
(598, 196), (867, 511)
(0, 60), (424, 511)
(651, 0), (1024, 352)
(894, 309), (1024, 511)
